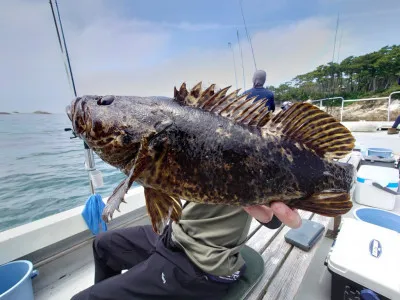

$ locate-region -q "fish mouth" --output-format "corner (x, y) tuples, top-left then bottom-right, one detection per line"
(66, 105), (72, 121)
(67, 97), (91, 136)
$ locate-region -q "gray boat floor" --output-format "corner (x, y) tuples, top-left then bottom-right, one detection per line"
(294, 236), (333, 300)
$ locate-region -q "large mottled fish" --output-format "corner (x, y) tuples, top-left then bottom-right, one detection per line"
(66, 83), (356, 233)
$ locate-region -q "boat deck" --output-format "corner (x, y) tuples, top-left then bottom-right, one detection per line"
(33, 212), (333, 300)
(244, 212), (331, 300)
(13, 131), (400, 299)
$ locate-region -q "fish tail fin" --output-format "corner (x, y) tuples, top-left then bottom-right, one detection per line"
(290, 191), (352, 216)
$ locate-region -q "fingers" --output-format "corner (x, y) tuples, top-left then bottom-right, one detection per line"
(243, 205), (274, 223)
(243, 203), (302, 229)
(270, 202), (302, 229)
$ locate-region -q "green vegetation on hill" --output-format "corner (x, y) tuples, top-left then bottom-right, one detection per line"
(270, 45), (400, 104)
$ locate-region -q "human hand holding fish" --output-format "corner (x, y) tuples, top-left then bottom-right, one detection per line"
(243, 203), (302, 229)
(67, 82), (356, 234)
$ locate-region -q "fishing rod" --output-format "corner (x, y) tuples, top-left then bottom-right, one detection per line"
(49, 0), (71, 89)
(49, 0), (96, 194)
(336, 29), (343, 64)
(237, 29), (246, 90)
(331, 13), (340, 64)
(228, 42), (239, 90)
(329, 13), (340, 98)
(54, 0), (77, 97)
(239, 0), (257, 71)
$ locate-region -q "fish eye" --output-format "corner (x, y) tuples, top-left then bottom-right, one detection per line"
(97, 95), (115, 106)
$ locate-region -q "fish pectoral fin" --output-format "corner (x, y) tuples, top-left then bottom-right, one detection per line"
(291, 191), (352, 217)
(102, 136), (152, 222)
(144, 188), (182, 234)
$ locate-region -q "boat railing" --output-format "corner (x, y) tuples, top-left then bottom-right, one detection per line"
(310, 91), (400, 122)
(0, 187), (147, 267)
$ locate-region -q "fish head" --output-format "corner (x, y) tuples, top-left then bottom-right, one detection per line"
(66, 95), (173, 169)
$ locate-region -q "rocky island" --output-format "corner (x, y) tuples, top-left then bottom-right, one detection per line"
(33, 111), (51, 114)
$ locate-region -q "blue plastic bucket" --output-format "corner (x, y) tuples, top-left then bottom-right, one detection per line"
(367, 148), (393, 158)
(353, 207), (400, 233)
(0, 260), (38, 300)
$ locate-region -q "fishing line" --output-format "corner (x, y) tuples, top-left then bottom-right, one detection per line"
(228, 42), (239, 90)
(239, 0), (257, 71)
(237, 29), (246, 90)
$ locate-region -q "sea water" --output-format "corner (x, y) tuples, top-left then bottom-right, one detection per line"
(0, 113), (128, 232)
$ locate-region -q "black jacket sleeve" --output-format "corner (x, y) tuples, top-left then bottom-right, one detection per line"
(257, 215), (282, 229)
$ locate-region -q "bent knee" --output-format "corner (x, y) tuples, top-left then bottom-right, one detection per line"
(93, 231), (114, 256)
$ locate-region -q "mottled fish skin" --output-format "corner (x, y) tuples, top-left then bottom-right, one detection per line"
(68, 93), (355, 212)
(137, 108), (355, 207)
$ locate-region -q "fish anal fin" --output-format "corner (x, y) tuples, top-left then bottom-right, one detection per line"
(291, 191), (352, 217)
(265, 103), (355, 159)
(144, 188), (182, 234)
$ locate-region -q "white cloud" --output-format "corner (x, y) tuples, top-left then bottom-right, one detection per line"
(1, 0), (399, 113)
(0, 0), (169, 113)
(74, 17), (338, 98)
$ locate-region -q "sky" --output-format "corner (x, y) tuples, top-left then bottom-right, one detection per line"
(1, 0), (399, 113)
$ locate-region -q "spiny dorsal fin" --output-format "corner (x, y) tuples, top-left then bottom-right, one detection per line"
(174, 83), (189, 104)
(264, 102), (355, 159)
(173, 82), (272, 128)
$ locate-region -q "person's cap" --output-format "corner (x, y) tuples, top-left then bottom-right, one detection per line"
(252, 70), (266, 87)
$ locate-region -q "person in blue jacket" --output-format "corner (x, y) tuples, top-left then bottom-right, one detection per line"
(388, 77), (400, 134)
(243, 70), (275, 112)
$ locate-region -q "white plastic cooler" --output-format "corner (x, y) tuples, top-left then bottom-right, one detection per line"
(326, 218), (400, 300)
(355, 165), (399, 210)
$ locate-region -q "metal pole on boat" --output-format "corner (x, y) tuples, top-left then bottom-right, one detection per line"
(49, 0), (96, 194)
(340, 99), (344, 122)
(237, 29), (246, 90)
(228, 42), (239, 90)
